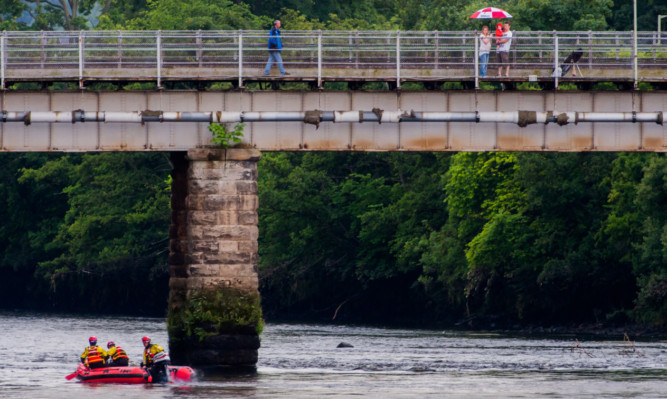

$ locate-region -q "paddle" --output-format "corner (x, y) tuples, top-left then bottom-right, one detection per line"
(65, 371), (78, 380)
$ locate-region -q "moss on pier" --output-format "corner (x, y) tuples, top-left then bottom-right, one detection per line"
(168, 287), (264, 343)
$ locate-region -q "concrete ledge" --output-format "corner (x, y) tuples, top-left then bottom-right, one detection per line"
(187, 148), (262, 162)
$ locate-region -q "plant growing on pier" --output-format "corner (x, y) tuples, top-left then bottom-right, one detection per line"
(208, 122), (245, 148)
(169, 288), (264, 342)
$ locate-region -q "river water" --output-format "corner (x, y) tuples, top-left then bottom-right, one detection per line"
(0, 311), (665, 398)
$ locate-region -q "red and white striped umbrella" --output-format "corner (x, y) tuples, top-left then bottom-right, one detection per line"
(469, 7), (513, 19)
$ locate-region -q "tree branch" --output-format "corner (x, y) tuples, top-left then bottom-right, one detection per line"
(102, 0), (112, 15)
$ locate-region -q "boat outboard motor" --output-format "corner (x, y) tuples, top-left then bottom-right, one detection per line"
(150, 351), (171, 383)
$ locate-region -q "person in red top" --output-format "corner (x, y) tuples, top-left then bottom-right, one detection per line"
(80, 336), (108, 369)
(106, 341), (130, 367)
(495, 23), (503, 40)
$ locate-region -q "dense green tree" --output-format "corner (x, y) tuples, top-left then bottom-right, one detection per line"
(258, 152), (448, 322)
(0, 0), (29, 30)
(608, 0), (667, 31)
(121, 0), (267, 30)
(415, 0), (613, 31)
(24, 0), (99, 30)
(0, 153), (172, 314)
(244, 0), (394, 25)
(94, 0), (148, 29)
(0, 153), (70, 272)
(18, 153), (171, 276)
(631, 155), (667, 324)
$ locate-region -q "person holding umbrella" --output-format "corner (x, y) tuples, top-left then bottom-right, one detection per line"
(469, 7), (513, 77)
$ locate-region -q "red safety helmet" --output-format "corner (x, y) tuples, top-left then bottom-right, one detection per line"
(107, 341), (115, 348)
(89, 336), (97, 345)
(142, 336), (151, 346)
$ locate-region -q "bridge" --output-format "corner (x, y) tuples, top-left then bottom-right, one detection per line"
(2, 29), (666, 371)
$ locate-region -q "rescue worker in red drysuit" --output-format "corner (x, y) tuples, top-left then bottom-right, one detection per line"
(141, 336), (171, 383)
(80, 336), (108, 369)
(106, 341), (130, 367)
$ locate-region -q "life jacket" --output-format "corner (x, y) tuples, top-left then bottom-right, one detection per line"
(85, 345), (105, 365)
(110, 346), (129, 361)
(144, 343), (164, 366)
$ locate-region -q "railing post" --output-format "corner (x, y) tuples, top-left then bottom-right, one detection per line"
(238, 31), (243, 89)
(1, 31), (5, 90)
(40, 30), (46, 69)
(587, 30), (592, 70)
(538, 32), (543, 61)
(474, 29), (479, 89)
(196, 30), (202, 68)
(157, 30), (162, 89)
(78, 30), (84, 89)
(396, 31), (401, 89)
(424, 32), (428, 61)
(355, 31), (359, 69)
(632, 29), (638, 89)
(434, 30), (439, 69)
(461, 33), (467, 63)
(633, 2), (638, 89)
(317, 30), (322, 89)
(117, 30), (123, 69)
(553, 32), (559, 90)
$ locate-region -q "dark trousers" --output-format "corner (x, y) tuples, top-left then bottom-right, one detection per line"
(149, 361), (170, 383)
(88, 361), (105, 369)
(109, 358), (129, 367)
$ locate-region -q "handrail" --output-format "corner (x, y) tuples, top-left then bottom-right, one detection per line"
(0, 30), (664, 89)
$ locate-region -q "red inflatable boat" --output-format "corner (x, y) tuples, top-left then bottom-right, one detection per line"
(66, 363), (196, 384)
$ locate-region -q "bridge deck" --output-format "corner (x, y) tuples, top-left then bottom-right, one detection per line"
(0, 30), (664, 89)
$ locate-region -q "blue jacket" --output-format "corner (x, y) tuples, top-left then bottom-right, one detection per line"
(267, 27), (282, 51)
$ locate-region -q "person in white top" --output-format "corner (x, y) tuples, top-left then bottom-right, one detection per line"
(479, 26), (491, 77)
(496, 21), (513, 77)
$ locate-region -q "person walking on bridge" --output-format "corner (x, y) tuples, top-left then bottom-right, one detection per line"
(106, 341), (130, 367)
(264, 20), (288, 76)
(80, 336), (107, 369)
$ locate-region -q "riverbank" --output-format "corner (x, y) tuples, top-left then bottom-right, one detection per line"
(265, 313), (667, 341)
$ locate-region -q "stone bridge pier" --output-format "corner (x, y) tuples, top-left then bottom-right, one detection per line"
(167, 148), (262, 371)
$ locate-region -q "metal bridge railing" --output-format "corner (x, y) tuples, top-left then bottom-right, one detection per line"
(0, 30), (664, 89)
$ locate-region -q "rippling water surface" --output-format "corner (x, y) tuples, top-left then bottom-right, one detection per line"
(0, 311), (665, 398)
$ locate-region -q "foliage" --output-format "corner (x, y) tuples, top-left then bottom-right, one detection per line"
(0, 0), (661, 33)
(23, 0), (100, 30)
(124, 0), (267, 30)
(609, 0), (666, 31)
(0, 152), (171, 314)
(0, 0), (29, 30)
(170, 289), (264, 341)
(209, 122), (246, 148)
